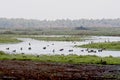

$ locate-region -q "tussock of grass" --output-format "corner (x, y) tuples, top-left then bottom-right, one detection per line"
(0, 51), (120, 65)
(78, 42), (120, 50)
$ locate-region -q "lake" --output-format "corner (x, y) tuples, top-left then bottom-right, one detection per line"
(0, 36), (120, 57)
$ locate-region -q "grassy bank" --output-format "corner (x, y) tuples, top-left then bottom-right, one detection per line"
(78, 42), (120, 50)
(30, 36), (84, 41)
(0, 34), (86, 41)
(0, 51), (120, 65)
(0, 35), (21, 43)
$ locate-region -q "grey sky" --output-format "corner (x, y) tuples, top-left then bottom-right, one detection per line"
(0, 0), (120, 20)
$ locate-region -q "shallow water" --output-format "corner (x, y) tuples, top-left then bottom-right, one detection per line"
(0, 36), (120, 57)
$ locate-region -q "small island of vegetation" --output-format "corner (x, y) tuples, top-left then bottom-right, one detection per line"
(78, 41), (120, 51)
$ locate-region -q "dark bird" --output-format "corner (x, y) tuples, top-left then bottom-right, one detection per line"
(43, 47), (46, 49)
(52, 49), (55, 53)
(13, 50), (16, 52)
(29, 43), (31, 46)
(81, 50), (84, 52)
(59, 49), (64, 51)
(6, 48), (9, 50)
(52, 43), (54, 45)
(98, 49), (102, 52)
(20, 47), (23, 50)
(28, 47), (31, 50)
(68, 49), (73, 52)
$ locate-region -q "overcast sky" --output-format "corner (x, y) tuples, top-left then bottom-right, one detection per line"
(0, 0), (120, 20)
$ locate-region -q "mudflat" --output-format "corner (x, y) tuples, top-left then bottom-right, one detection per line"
(0, 60), (120, 80)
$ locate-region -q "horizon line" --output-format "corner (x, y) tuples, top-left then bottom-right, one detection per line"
(0, 17), (120, 21)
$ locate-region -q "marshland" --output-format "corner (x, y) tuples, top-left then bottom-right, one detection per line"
(0, 18), (120, 79)
(1, 0), (120, 79)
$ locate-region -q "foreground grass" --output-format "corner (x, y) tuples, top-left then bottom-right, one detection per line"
(0, 51), (120, 65)
(78, 42), (120, 50)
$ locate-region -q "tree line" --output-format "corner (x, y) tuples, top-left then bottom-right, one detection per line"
(0, 18), (120, 29)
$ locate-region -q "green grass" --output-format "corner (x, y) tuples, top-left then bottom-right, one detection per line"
(30, 36), (85, 41)
(0, 35), (21, 43)
(0, 51), (120, 65)
(0, 34), (86, 41)
(78, 42), (120, 50)
(1, 27), (120, 36)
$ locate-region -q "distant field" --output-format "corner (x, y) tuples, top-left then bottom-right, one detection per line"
(1, 27), (120, 36)
(0, 34), (86, 42)
(1, 27), (120, 42)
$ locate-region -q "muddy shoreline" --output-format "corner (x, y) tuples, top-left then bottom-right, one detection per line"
(0, 60), (120, 80)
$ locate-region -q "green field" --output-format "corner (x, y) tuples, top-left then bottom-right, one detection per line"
(1, 27), (120, 36)
(0, 27), (120, 42)
(0, 34), (86, 42)
(0, 51), (120, 65)
(77, 42), (120, 50)
(0, 35), (21, 43)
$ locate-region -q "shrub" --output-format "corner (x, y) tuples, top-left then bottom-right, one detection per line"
(0, 51), (6, 55)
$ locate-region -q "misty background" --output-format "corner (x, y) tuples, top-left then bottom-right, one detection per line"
(0, 0), (120, 20)
(0, 0), (120, 35)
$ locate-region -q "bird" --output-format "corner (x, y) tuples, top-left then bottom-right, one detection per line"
(68, 49), (73, 52)
(20, 47), (23, 50)
(52, 49), (55, 53)
(12, 50), (16, 52)
(28, 47), (31, 50)
(43, 47), (46, 49)
(6, 48), (9, 50)
(59, 49), (64, 51)
(29, 43), (31, 46)
(81, 50), (84, 52)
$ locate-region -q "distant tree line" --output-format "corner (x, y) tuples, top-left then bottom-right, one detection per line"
(0, 18), (120, 29)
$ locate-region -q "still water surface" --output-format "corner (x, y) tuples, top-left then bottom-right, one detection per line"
(0, 36), (120, 57)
